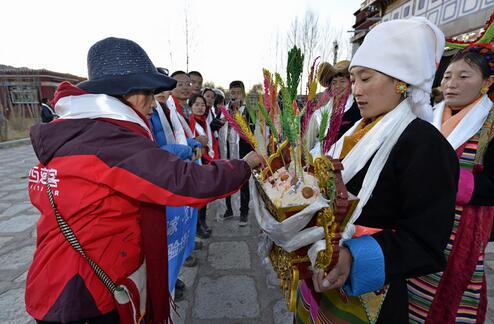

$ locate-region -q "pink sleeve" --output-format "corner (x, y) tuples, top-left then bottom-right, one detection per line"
(456, 168), (475, 205)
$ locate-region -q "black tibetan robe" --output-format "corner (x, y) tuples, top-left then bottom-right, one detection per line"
(345, 118), (459, 323)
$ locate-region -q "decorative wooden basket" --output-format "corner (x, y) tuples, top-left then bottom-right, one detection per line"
(254, 141), (358, 311)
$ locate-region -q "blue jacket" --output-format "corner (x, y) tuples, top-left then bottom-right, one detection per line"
(150, 110), (202, 160)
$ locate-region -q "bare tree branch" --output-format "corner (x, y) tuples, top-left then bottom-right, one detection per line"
(282, 10), (351, 95)
(287, 17), (299, 49)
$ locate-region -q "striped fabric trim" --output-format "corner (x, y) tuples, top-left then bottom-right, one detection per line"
(407, 134), (484, 323)
(295, 280), (371, 324)
(459, 135), (479, 169)
(295, 286), (314, 324)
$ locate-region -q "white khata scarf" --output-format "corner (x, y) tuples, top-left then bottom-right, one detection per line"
(308, 98), (417, 263)
(431, 95), (493, 150)
(154, 100), (176, 145)
(166, 96), (193, 145)
(192, 117), (214, 159)
(334, 98), (416, 237)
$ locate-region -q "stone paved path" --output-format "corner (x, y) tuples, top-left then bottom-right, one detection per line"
(0, 145), (38, 324)
(171, 199), (291, 324)
(0, 143), (493, 323)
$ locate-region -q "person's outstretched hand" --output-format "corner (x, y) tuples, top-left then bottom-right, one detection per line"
(312, 247), (352, 292)
(243, 151), (261, 170)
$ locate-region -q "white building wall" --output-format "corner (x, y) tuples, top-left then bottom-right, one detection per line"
(381, 0), (494, 37)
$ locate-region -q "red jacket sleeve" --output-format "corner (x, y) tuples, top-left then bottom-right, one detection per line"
(96, 131), (251, 208)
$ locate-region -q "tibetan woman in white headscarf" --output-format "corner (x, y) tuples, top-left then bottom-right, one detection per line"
(296, 18), (458, 324)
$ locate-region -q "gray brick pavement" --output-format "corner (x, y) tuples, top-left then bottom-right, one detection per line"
(171, 199), (291, 323)
(0, 145), (38, 323)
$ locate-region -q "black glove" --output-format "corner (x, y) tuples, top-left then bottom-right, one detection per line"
(210, 117), (225, 132)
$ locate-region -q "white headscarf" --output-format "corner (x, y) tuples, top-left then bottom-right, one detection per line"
(349, 17), (445, 122)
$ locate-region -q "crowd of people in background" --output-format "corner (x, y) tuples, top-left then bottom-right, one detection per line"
(147, 68), (258, 301)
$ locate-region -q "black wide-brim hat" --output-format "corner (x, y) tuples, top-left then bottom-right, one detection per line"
(78, 37), (176, 96)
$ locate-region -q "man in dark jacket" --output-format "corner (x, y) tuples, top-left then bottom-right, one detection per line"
(223, 80), (253, 226)
(40, 98), (55, 123)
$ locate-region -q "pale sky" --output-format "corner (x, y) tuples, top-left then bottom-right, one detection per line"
(0, 0), (361, 90)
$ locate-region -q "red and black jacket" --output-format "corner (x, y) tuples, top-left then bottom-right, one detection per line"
(25, 83), (251, 323)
